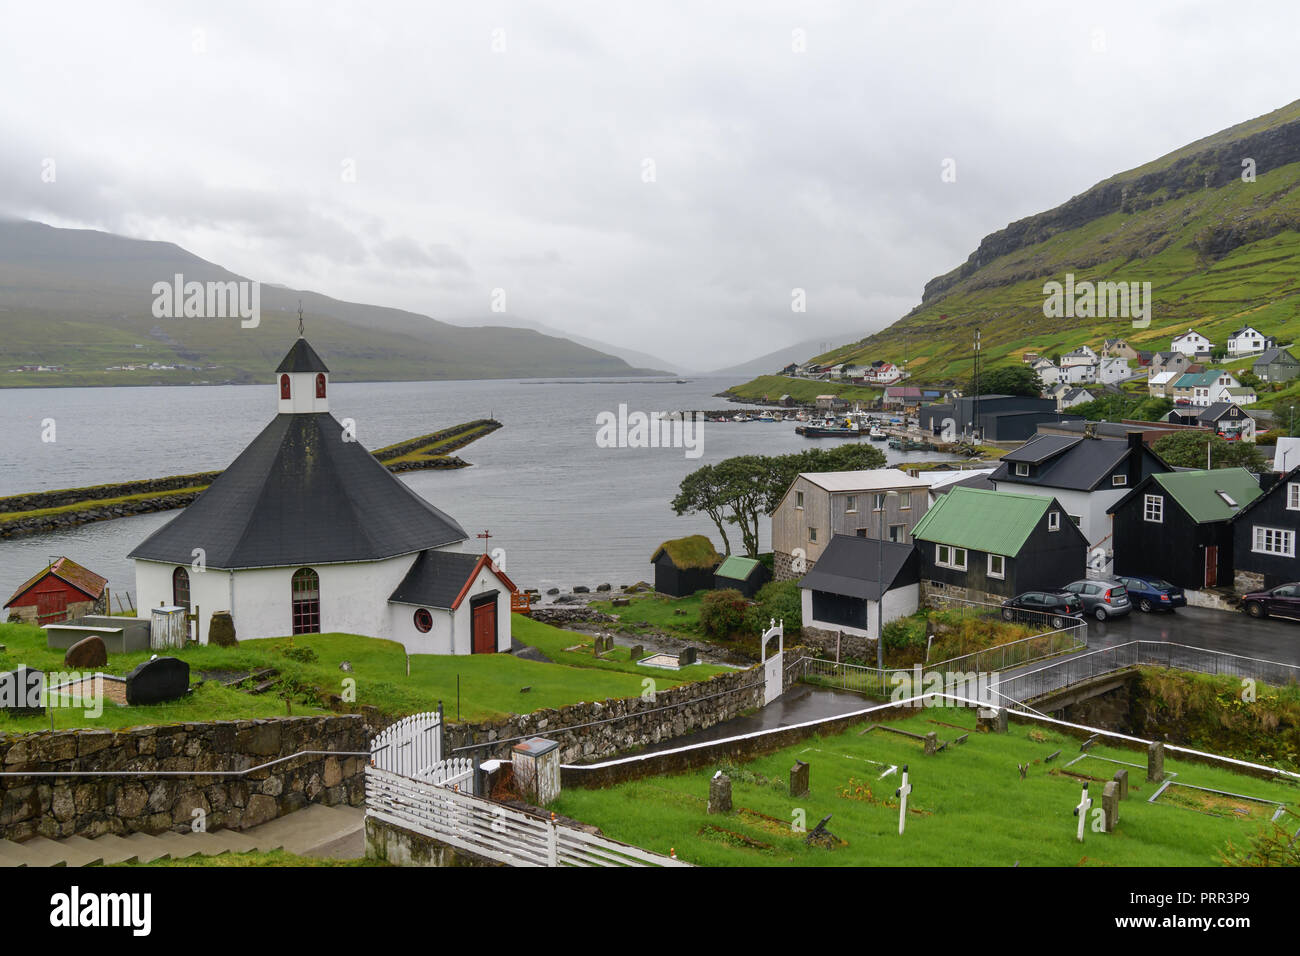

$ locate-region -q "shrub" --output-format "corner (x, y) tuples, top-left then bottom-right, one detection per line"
(700, 589), (749, 640)
(746, 579), (802, 634)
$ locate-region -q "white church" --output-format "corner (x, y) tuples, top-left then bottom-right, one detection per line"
(129, 335), (514, 654)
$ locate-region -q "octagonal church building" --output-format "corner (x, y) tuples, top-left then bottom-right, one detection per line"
(128, 335), (513, 654)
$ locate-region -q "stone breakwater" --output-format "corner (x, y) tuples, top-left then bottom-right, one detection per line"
(0, 418), (502, 538)
(0, 715), (372, 841)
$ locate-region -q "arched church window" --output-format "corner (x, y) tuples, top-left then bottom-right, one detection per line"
(291, 568), (320, 634)
(413, 608), (433, 633)
(172, 567), (190, 609)
(280, 374), (291, 400)
(316, 373), (327, 398)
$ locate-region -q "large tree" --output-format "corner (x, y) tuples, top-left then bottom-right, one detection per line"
(670, 464), (733, 555)
(964, 365), (1042, 397)
(1151, 431), (1267, 471)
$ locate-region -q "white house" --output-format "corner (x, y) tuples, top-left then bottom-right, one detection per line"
(1096, 356), (1132, 385)
(1147, 370), (1178, 398)
(1061, 363), (1097, 385)
(1171, 329), (1213, 356)
(1058, 387), (1096, 410)
(129, 336), (514, 654)
(1226, 326), (1273, 357)
(1059, 346), (1098, 368)
(1034, 359), (1061, 387)
(797, 535), (919, 644)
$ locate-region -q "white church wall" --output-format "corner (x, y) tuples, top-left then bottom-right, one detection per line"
(388, 603), (456, 654)
(277, 371), (329, 415)
(133, 561), (233, 644)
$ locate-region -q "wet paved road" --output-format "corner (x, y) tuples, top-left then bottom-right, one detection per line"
(1081, 604), (1300, 665)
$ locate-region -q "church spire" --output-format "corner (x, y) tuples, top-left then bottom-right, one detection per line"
(275, 328), (330, 414)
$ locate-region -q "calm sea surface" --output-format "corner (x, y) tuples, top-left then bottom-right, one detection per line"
(0, 378), (955, 603)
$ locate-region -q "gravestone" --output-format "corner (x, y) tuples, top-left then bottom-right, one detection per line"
(790, 760), (809, 797)
(805, 814), (837, 847)
(65, 635), (107, 669)
(1081, 734), (1099, 752)
(924, 732), (938, 756)
(0, 666), (44, 716)
(679, 646), (698, 667)
(1147, 742), (1165, 783)
(1113, 768), (1129, 800)
(612, 598), (631, 607)
(1101, 781), (1120, 832)
(1073, 784), (1092, 842)
(125, 657), (190, 706)
(708, 771), (732, 814)
(628, 644), (644, 663)
(208, 611), (238, 647)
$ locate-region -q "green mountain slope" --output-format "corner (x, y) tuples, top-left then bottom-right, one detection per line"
(0, 220), (672, 386)
(731, 98), (1300, 397)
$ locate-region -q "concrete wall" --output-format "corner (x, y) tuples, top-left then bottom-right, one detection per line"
(0, 715), (371, 842)
(800, 583), (919, 643)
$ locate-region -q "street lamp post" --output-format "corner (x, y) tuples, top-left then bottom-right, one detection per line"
(877, 489), (900, 671)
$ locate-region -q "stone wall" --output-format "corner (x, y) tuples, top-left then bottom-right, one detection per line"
(799, 625), (873, 663)
(773, 550), (813, 582)
(442, 655), (793, 764)
(365, 816), (502, 867)
(920, 580), (1002, 609)
(0, 715), (372, 841)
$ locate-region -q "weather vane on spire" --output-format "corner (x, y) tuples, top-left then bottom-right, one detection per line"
(297, 300), (304, 336)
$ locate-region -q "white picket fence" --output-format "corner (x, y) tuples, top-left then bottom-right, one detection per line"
(419, 756), (475, 790)
(371, 710), (443, 778)
(366, 766), (690, 867)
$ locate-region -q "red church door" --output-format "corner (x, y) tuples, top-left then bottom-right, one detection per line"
(471, 598), (497, 654)
(1204, 546), (1218, 587)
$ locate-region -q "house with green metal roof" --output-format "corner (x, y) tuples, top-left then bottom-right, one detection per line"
(1107, 468), (1263, 591)
(910, 487), (1088, 605)
(713, 555), (771, 598)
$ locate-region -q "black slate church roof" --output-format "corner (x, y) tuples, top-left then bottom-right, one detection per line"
(129, 412), (467, 569)
(276, 338), (330, 373)
(389, 550), (491, 608)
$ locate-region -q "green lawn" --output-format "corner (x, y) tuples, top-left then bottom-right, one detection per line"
(510, 615), (729, 679)
(587, 592), (708, 640)
(551, 707), (1300, 866)
(0, 617), (731, 732)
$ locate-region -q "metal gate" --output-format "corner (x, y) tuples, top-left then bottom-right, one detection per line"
(761, 618), (784, 705)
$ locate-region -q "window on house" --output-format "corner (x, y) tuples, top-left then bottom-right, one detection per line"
(809, 527), (817, 542)
(936, 545), (967, 571)
(900, 492), (912, 510)
(315, 373), (327, 398)
(1144, 494), (1164, 523)
(889, 524), (905, 543)
(413, 608), (433, 633)
(291, 567), (321, 635)
(1215, 490), (1238, 507)
(172, 567), (190, 610)
(279, 374), (291, 400)
(1288, 483), (1300, 511)
(1112, 474), (1127, 487)
(1253, 526), (1296, 557)
(873, 493), (887, 512)
(987, 554), (1005, 579)
(1069, 514), (1081, 526)
(1048, 512), (1061, 531)
(845, 495), (857, 513)
(1015, 463), (1029, 477)
(796, 491), (804, 509)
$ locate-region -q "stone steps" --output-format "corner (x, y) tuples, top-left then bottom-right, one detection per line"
(0, 803), (364, 866)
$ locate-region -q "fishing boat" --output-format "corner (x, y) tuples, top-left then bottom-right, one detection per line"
(755, 412), (777, 422)
(868, 425), (888, 440)
(733, 413), (750, 422)
(796, 416), (862, 438)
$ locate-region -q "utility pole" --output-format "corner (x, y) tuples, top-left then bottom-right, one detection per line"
(971, 328), (982, 442)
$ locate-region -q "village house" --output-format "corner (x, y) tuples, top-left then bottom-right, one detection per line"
(883, 385), (924, 408)
(990, 432), (1170, 562)
(1174, 369), (1242, 408)
(651, 535), (721, 597)
(1253, 347), (1300, 383)
(910, 487), (1088, 606)
(1171, 329), (1214, 358)
(771, 469), (930, 580)
(1230, 467), (1300, 591)
(1060, 363), (1098, 385)
(1169, 402), (1256, 441)
(1147, 369), (1178, 399)
(1059, 345), (1098, 368)
(4, 557), (108, 626)
(1150, 351), (1194, 376)
(1096, 356), (1132, 385)
(866, 362), (904, 385)
(1108, 468), (1262, 591)
(797, 535), (919, 648)
(128, 336), (515, 653)
(1034, 358), (1061, 387)
(1102, 338), (1139, 360)
(915, 468), (997, 505)
(1225, 326), (1274, 357)
(1058, 387), (1096, 410)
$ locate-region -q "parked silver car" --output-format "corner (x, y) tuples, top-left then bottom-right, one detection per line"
(1062, 578), (1132, 622)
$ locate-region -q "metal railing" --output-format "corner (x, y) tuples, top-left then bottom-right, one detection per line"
(996, 641), (1300, 704)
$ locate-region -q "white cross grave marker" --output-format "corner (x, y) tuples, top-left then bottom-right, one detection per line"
(1073, 783), (1092, 843)
(894, 764), (912, 835)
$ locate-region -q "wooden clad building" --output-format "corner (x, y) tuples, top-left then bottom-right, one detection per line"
(4, 557), (108, 625)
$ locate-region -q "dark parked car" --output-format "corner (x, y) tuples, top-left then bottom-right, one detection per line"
(1000, 591), (1083, 629)
(1115, 575), (1186, 612)
(1062, 578), (1132, 621)
(1241, 583), (1300, 620)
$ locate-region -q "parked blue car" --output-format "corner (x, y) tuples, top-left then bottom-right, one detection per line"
(1115, 575), (1186, 612)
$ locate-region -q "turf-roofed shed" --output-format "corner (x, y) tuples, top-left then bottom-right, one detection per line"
(651, 535), (722, 597)
(713, 555), (772, 598)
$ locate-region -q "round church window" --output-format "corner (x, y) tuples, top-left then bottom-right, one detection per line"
(413, 608), (433, 633)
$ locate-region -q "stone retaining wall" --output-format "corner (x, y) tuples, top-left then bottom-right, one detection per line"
(798, 625), (873, 663)
(0, 715), (372, 841)
(442, 656), (787, 763)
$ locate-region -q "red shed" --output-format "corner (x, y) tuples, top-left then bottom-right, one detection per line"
(4, 557), (108, 625)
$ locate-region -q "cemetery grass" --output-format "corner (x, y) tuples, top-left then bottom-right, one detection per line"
(550, 708), (1300, 866)
(0, 621), (726, 731)
(587, 593), (707, 639)
(510, 616), (729, 678)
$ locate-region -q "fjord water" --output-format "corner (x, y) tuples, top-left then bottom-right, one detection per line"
(0, 378), (953, 601)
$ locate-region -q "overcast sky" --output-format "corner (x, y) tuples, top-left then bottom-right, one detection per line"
(4, 1), (1300, 368)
